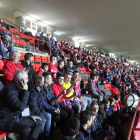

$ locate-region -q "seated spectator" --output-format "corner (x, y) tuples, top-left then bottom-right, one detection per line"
(50, 35), (55, 42)
(65, 59), (83, 75)
(0, 70), (42, 140)
(3, 50), (23, 85)
(72, 70), (91, 109)
(51, 73), (74, 118)
(21, 53), (35, 84)
(76, 110), (96, 140)
(0, 18), (11, 30)
(62, 73), (82, 113)
(57, 59), (65, 75)
(44, 34), (51, 51)
(43, 72), (69, 123)
(21, 25), (33, 37)
(48, 55), (58, 74)
(105, 68), (113, 83)
(0, 38), (14, 61)
(51, 41), (57, 56)
(52, 117), (80, 140)
(36, 63), (49, 75)
(28, 75), (52, 138)
(85, 73), (104, 103)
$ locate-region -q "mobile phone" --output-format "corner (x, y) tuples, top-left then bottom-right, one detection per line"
(18, 79), (24, 87)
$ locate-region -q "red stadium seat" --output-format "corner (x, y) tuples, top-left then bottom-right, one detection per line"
(34, 55), (41, 62)
(20, 53), (25, 60)
(34, 63), (41, 72)
(46, 57), (50, 62)
(41, 56), (47, 62)
(0, 60), (4, 71)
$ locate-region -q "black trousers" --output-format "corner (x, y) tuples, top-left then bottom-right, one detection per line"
(47, 108), (68, 122)
(59, 103), (74, 118)
(12, 117), (42, 140)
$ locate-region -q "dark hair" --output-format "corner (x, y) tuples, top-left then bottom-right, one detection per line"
(90, 100), (98, 107)
(42, 72), (51, 80)
(58, 60), (64, 65)
(64, 117), (80, 137)
(41, 63), (49, 69)
(109, 97), (115, 104)
(114, 94), (120, 100)
(104, 99), (110, 105)
(24, 53), (33, 61)
(73, 70), (79, 75)
(56, 73), (64, 79)
(68, 59), (73, 64)
(50, 55), (56, 62)
(90, 73), (97, 80)
(80, 110), (95, 125)
(32, 75), (43, 87)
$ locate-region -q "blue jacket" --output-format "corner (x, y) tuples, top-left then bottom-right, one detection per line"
(77, 125), (93, 140)
(28, 84), (57, 118)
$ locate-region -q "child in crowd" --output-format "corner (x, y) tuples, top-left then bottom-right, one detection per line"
(36, 63), (49, 75)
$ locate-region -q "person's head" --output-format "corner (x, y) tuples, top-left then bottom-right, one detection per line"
(72, 71), (79, 81)
(64, 73), (72, 83)
(64, 117), (80, 138)
(0, 18), (3, 22)
(42, 72), (52, 85)
(41, 63), (49, 72)
(90, 73), (97, 81)
(47, 34), (50, 38)
(50, 55), (57, 64)
(56, 73), (64, 85)
(109, 97), (115, 106)
(11, 51), (20, 64)
(52, 41), (55, 44)
(90, 101), (99, 114)
(13, 70), (28, 85)
(24, 53), (34, 63)
(68, 60), (73, 68)
(74, 52), (77, 56)
(80, 110), (96, 128)
(58, 60), (64, 68)
(104, 99), (110, 109)
(114, 94), (121, 102)
(32, 75), (44, 88)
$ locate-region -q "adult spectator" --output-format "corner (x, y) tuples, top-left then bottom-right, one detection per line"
(0, 38), (14, 61)
(85, 73), (104, 103)
(0, 70), (42, 140)
(3, 50), (23, 85)
(52, 117), (80, 140)
(62, 73), (81, 114)
(51, 73), (74, 118)
(51, 41), (57, 56)
(57, 59), (65, 75)
(72, 71), (91, 109)
(43, 72), (68, 123)
(0, 18), (11, 30)
(48, 55), (58, 74)
(36, 63), (49, 75)
(76, 110), (96, 140)
(45, 34), (51, 51)
(21, 53), (35, 84)
(28, 75), (52, 138)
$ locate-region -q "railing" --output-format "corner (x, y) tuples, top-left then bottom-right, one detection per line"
(127, 100), (140, 140)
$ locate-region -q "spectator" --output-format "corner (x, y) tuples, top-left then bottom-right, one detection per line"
(85, 73), (104, 103)
(62, 73), (81, 114)
(28, 75), (52, 138)
(0, 38), (14, 61)
(43, 72), (68, 123)
(52, 117), (80, 140)
(36, 63), (49, 75)
(3, 50), (23, 85)
(0, 70), (42, 140)
(51, 41), (57, 56)
(51, 73), (74, 118)
(0, 18), (11, 30)
(72, 71), (91, 109)
(50, 35), (55, 42)
(48, 55), (58, 74)
(21, 53), (35, 84)
(76, 110), (96, 140)
(44, 34), (51, 51)
(57, 59), (65, 75)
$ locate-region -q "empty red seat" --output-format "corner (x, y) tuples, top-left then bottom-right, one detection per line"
(34, 55), (41, 62)
(34, 64), (41, 72)
(46, 57), (50, 62)
(41, 56), (47, 62)
(20, 53), (25, 60)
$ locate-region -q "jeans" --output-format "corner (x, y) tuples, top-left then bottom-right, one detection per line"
(79, 98), (87, 111)
(35, 112), (51, 136)
(0, 43), (14, 58)
(85, 96), (92, 108)
(12, 117), (42, 140)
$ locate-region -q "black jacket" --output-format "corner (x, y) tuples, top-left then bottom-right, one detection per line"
(0, 80), (29, 131)
(21, 61), (35, 84)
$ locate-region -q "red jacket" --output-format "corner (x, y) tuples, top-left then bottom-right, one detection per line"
(113, 100), (125, 113)
(3, 60), (23, 85)
(36, 68), (44, 75)
(48, 63), (58, 74)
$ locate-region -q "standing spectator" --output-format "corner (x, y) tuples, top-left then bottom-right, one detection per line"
(36, 63), (49, 75)
(48, 55), (58, 74)
(0, 70), (42, 140)
(45, 34), (51, 51)
(3, 50), (23, 85)
(21, 53), (35, 84)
